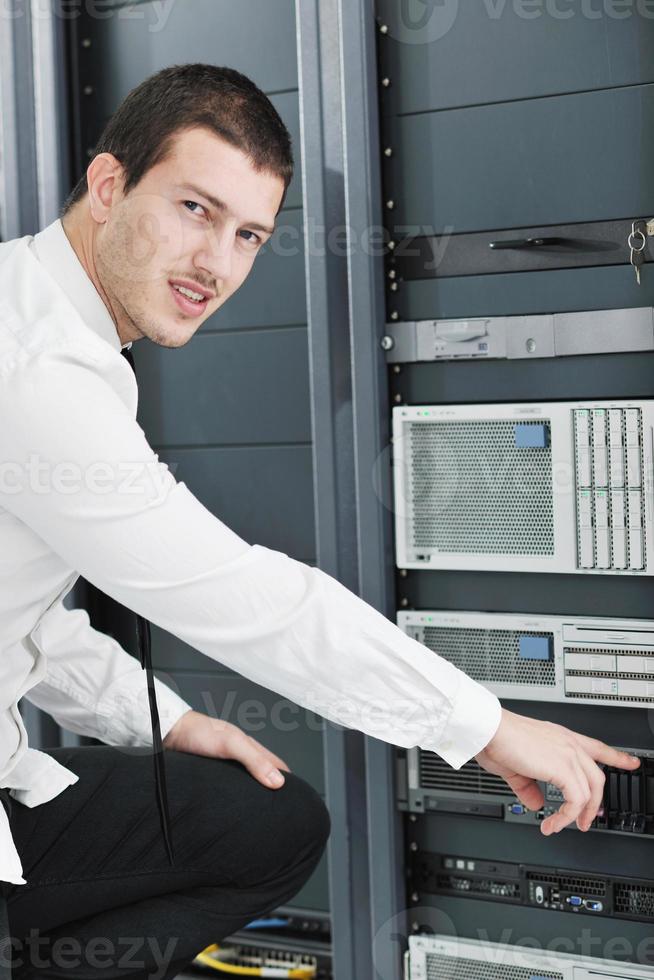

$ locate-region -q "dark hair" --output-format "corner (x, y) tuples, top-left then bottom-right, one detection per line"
(62, 63), (294, 215)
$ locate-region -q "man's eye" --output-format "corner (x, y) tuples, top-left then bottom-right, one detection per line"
(184, 201), (206, 217)
(239, 229), (261, 245)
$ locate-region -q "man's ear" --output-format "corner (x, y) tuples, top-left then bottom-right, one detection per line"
(86, 153), (126, 225)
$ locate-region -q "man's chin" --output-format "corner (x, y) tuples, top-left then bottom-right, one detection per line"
(149, 326), (197, 349)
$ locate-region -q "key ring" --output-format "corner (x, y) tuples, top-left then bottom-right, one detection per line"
(628, 222), (647, 253)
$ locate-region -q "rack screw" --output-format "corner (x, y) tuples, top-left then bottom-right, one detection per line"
(410, 841), (418, 852)
(401, 596), (409, 607)
(386, 199), (395, 209)
(390, 310), (399, 321)
(384, 147), (393, 157)
(399, 567), (408, 576)
(381, 77), (391, 88)
(379, 23), (389, 33)
(83, 85), (94, 96)
(388, 269), (396, 279)
(411, 892), (420, 903)
(380, 335), (395, 351)
(81, 38), (91, 48)
(394, 393), (403, 403)
(390, 282), (398, 291)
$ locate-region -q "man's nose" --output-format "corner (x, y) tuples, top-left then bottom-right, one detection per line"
(194, 226), (233, 283)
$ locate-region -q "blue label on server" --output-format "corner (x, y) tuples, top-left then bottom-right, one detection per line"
(519, 635), (553, 661)
(514, 423), (549, 448)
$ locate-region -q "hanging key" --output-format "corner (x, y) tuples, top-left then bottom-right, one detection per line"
(628, 221), (647, 285)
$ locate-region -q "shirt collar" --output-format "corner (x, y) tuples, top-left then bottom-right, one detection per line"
(31, 219), (129, 354)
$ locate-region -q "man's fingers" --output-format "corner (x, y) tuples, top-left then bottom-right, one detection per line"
(540, 755), (590, 835)
(504, 774), (545, 811)
(572, 733), (641, 770)
(246, 737), (291, 774)
(228, 732), (287, 788)
(260, 745), (291, 773)
(575, 751), (606, 832)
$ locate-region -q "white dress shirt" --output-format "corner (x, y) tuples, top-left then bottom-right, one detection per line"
(0, 219), (502, 886)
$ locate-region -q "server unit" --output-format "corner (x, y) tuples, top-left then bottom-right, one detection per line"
(409, 848), (654, 923)
(405, 935), (654, 980)
(397, 611), (654, 706)
(393, 401), (653, 574)
(400, 746), (654, 837)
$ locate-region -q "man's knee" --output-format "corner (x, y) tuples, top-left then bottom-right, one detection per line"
(165, 753), (330, 877)
(272, 772), (331, 861)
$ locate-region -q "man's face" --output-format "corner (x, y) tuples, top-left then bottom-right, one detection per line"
(95, 127), (285, 348)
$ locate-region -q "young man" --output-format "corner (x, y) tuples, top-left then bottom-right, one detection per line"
(0, 64), (639, 980)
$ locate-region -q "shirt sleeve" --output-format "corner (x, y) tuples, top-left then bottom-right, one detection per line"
(24, 601), (192, 746)
(0, 348), (501, 768)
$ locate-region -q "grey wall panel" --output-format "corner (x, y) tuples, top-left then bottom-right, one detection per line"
(377, 2), (654, 114)
(399, 265), (654, 319)
(270, 92), (302, 211)
(156, 669), (324, 795)
(85, 0), (297, 102)
(157, 445), (316, 559)
(390, 85), (654, 234)
(199, 209), (307, 330)
(134, 327), (311, 445)
(150, 624), (223, 672)
(77, 3), (302, 207)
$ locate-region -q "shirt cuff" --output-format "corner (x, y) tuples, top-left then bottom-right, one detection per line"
(425, 673), (502, 769)
(96, 674), (193, 747)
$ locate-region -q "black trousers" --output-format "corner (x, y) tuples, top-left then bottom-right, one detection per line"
(0, 746), (330, 980)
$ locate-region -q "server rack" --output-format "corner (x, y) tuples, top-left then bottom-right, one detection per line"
(372, 4), (654, 979)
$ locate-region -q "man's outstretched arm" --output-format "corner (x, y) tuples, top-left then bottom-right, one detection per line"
(2, 349), (638, 832)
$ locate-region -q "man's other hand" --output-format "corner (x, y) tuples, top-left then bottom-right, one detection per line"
(475, 708), (641, 836)
(163, 709), (291, 789)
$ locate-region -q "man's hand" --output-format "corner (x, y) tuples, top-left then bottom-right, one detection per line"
(475, 708), (640, 836)
(163, 709), (291, 789)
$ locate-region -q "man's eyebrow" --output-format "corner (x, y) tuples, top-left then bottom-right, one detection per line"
(177, 184), (275, 235)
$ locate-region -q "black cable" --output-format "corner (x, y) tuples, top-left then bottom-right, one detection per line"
(136, 614), (175, 865)
(120, 346), (174, 865)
